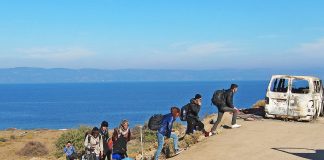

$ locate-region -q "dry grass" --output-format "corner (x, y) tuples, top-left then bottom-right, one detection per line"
(180, 131), (203, 148)
(252, 100), (266, 108)
(10, 135), (16, 140)
(0, 137), (7, 142)
(17, 141), (49, 157)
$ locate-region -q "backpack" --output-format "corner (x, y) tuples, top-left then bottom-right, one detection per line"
(180, 104), (190, 121)
(112, 135), (128, 155)
(148, 114), (164, 130)
(211, 89), (225, 106)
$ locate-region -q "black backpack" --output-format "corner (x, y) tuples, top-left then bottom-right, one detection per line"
(211, 89), (225, 106)
(113, 135), (128, 155)
(180, 104), (190, 121)
(148, 114), (164, 130)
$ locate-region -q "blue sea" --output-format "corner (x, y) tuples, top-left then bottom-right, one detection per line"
(0, 81), (268, 130)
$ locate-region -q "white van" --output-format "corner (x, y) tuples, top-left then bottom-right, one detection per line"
(265, 75), (323, 121)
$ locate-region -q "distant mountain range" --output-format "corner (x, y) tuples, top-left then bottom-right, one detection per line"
(0, 67), (323, 83)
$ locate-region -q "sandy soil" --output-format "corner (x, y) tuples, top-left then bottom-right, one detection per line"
(171, 114), (324, 160)
(0, 129), (65, 160)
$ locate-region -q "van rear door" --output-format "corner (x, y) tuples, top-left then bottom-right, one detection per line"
(288, 79), (311, 117)
(268, 77), (290, 116)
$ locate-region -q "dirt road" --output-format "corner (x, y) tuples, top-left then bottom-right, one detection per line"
(171, 117), (324, 160)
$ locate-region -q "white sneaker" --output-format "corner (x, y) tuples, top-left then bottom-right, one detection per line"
(231, 124), (241, 128)
(175, 148), (184, 155)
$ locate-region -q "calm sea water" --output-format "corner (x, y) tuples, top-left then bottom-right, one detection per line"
(0, 81), (268, 130)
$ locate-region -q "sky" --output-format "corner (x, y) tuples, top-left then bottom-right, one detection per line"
(1, 0), (324, 70)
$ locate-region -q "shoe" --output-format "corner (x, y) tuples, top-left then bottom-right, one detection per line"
(204, 132), (212, 137)
(231, 124), (241, 128)
(210, 132), (217, 136)
(209, 119), (214, 124)
(175, 148), (184, 155)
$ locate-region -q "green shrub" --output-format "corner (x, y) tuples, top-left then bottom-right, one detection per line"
(131, 125), (143, 140)
(143, 130), (157, 143)
(54, 126), (91, 158)
(180, 131), (202, 147)
(0, 137), (7, 142)
(10, 135), (16, 140)
(17, 141), (49, 157)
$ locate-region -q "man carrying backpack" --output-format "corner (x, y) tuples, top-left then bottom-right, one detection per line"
(154, 107), (183, 160)
(210, 84), (241, 135)
(185, 94), (211, 137)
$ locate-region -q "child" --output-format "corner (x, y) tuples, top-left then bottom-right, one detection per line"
(64, 141), (76, 160)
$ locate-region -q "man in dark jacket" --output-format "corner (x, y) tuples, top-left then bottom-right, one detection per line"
(99, 121), (111, 160)
(210, 84), (241, 134)
(186, 94), (211, 137)
(154, 107), (183, 160)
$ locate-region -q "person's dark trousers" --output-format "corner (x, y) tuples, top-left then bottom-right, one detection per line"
(186, 117), (207, 134)
(66, 156), (73, 160)
(186, 117), (196, 134)
(211, 106), (237, 132)
(195, 120), (207, 133)
(101, 150), (112, 160)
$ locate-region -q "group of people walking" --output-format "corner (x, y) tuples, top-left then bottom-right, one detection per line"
(64, 83), (241, 160)
(64, 120), (131, 160)
(153, 84), (241, 160)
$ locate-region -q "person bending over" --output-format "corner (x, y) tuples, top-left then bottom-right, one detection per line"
(186, 94), (211, 137)
(154, 107), (184, 160)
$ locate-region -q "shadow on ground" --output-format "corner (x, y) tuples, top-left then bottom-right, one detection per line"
(272, 148), (324, 160)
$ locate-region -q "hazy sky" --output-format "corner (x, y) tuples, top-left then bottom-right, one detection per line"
(1, 0), (324, 69)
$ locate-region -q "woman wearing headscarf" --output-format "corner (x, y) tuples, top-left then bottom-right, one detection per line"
(111, 119), (131, 160)
(84, 127), (104, 160)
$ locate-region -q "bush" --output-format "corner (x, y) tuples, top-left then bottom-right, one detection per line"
(0, 137), (7, 142)
(173, 122), (186, 135)
(54, 126), (91, 158)
(180, 131), (203, 147)
(17, 141), (49, 157)
(10, 135), (16, 140)
(131, 125), (144, 140)
(143, 130), (157, 143)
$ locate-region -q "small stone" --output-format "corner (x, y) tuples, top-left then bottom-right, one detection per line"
(245, 117), (255, 121)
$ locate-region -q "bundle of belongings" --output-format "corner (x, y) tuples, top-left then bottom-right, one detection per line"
(237, 107), (265, 121)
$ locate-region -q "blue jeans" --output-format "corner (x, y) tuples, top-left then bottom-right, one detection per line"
(154, 132), (179, 160)
(112, 153), (124, 160)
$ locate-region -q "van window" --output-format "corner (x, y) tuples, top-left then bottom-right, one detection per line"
(292, 79), (309, 94)
(271, 78), (288, 93)
(314, 81), (321, 93)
